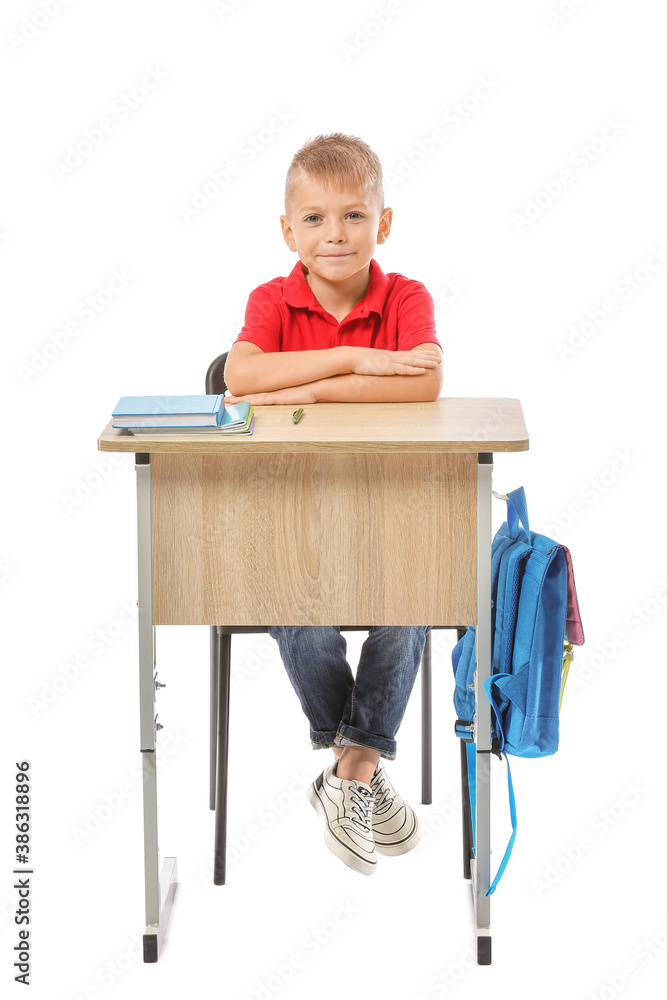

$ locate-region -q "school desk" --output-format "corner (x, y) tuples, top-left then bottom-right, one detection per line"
(98, 396), (529, 964)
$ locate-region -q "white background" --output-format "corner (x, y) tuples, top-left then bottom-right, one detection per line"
(2, 1), (666, 997)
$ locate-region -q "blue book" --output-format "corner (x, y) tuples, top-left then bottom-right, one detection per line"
(112, 394), (224, 428)
(128, 401), (254, 434)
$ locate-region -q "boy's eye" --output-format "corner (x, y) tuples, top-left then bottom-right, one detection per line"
(303, 213), (364, 223)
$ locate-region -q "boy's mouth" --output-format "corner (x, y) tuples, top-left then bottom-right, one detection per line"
(321, 253), (351, 258)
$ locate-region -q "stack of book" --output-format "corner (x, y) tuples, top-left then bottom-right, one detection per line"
(111, 394), (254, 434)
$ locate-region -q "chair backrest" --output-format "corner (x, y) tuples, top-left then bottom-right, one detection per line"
(206, 352), (229, 394)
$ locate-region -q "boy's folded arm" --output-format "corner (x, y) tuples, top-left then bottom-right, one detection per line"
(311, 371), (442, 403)
(225, 342), (442, 396)
(310, 344), (444, 403)
(224, 341), (356, 394)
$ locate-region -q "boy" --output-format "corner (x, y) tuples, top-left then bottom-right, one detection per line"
(224, 133), (443, 876)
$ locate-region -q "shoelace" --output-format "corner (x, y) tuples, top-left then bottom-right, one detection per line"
(348, 784), (374, 832)
(370, 768), (393, 815)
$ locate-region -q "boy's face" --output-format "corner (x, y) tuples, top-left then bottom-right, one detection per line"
(280, 172), (392, 288)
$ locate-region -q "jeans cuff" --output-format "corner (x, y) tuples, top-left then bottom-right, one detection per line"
(334, 723), (397, 761)
(309, 727), (339, 750)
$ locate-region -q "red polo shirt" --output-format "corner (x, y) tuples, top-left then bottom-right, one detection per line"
(232, 258), (442, 354)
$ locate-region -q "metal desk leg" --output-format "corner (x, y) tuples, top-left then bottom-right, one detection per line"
(136, 454), (178, 963)
(473, 453), (493, 965)
(213, 631), (231, 885)
(460, 739), (474, 879)
(210, 626), (220, 811)
(421, 631), (432, 804)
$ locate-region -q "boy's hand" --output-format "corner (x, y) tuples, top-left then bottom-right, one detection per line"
(225, 385), (318, 406)
(351, 347), (442, 376)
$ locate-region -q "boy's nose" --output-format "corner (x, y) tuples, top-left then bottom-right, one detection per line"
(324, 224), (346, 242)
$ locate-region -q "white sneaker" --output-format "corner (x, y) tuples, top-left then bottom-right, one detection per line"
(307, 760), (377, 875)
(370, 759), (420, 856)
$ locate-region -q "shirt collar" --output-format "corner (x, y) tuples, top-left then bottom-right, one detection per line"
(283, 257), (389, 319)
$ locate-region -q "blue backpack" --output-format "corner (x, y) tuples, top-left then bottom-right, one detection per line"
(452, 487), (584, 892)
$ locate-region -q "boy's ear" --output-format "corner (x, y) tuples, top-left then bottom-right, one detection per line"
(376, 206), (393, 244)
(280, 215), (297, 251)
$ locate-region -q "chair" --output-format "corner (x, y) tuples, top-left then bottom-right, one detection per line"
(205, 351), (468, 884)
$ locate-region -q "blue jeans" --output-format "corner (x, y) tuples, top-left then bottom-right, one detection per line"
(267, 626), (432, 761)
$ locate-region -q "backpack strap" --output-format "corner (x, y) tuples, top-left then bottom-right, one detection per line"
(482, 673), (518, 895)
(487, 753), (517, 896)
(507, 486), (531, 540)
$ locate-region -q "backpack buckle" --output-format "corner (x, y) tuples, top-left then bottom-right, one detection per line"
(455, 719), (474, 742)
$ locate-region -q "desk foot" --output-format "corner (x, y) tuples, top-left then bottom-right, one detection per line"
(143, 857), (178, 963)
(477, 932), (492, 966)
(469, 858), (492, 965)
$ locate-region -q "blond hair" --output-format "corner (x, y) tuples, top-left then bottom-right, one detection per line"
(284, 133), (384, 216)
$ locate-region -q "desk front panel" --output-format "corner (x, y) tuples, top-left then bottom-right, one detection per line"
(150, 451), (477, 626)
